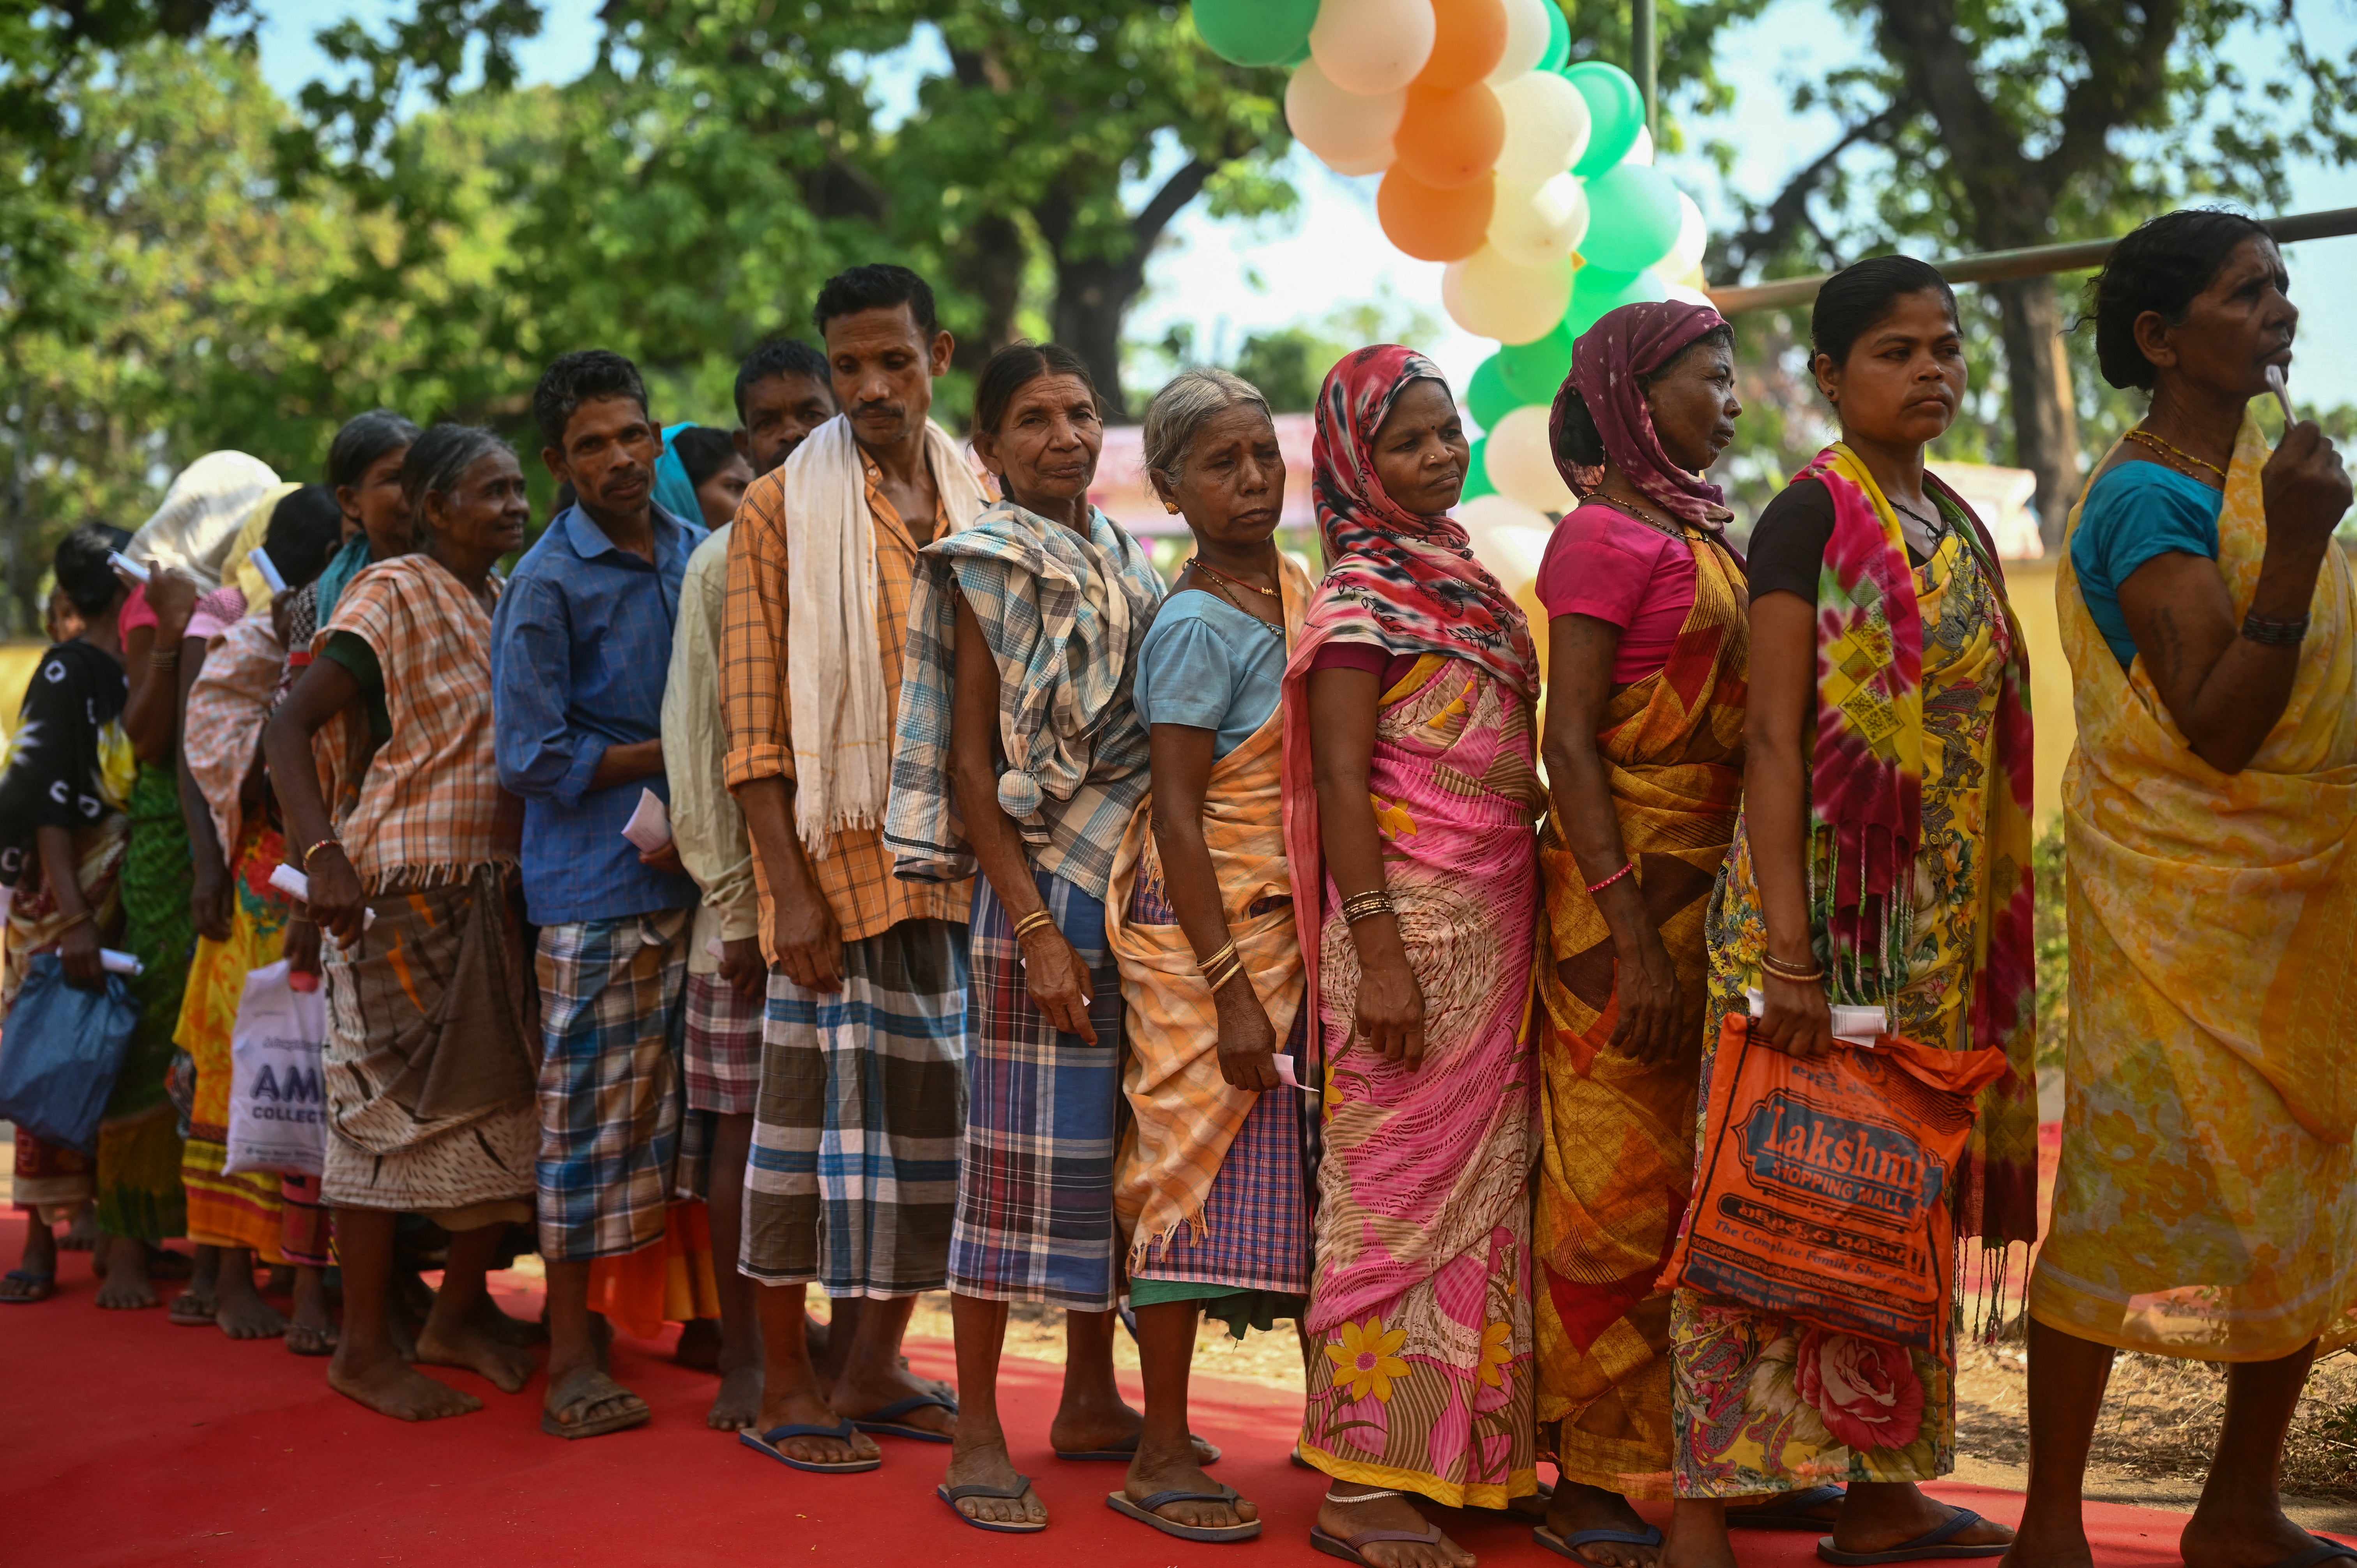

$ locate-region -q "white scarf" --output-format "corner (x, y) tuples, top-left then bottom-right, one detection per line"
(783, 413), (990, 856)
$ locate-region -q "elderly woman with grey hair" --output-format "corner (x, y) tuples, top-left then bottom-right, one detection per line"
(1094, 367), (1317, 1544)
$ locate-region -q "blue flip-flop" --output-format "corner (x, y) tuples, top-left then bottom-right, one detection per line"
(849, 1390), (958, 1443)
(1816, 1510), (2009, 1565)
(1535, 1525), (1664, 1565)
(738, 1419), (880, 1474)
(1053, 1431), (1222, 1464)
(939, 1474), (1047, 1534)
(2270, 1540), (2357, 1568)
(1731, 1484), (1847, 1531)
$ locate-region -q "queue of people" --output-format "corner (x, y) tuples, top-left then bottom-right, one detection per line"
(2, 212), (2353, 1568)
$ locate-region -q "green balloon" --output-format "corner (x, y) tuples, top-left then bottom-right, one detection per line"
(1536, 0), (1571, 72)
(1467, 355), (1517, 432)
(1463, 438), (1498, 501)
(1562, 60), (1644, 177)
(1580, 164), (1683, 273)
(1498, 319), (1575, 406)
(1285, 37), (1312, 67)
(1193, 0), (1320, 68)
(1567, 266), (1670, 338)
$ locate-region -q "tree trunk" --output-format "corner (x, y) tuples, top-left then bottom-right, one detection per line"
(1050, 253), (1137, 420)
(1988, 274), (2082, 551)
(949, 212), (1028, 379)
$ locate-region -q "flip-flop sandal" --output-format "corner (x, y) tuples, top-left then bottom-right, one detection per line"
(1732, 1485), (1847, 1531)
(168, 1291), (218, 1325)
(285, 1322), (339, 1357)
(539, 1367), (651, 1440)
(1312, 1521), (1447, 1564)
(1107, 1485), (1262, 1543)
(1537, 1524), (1665, 1564)
(1816, 1510), (2010, 1564)
(739, 1418), (880, 1474)
(848, 1390), (957, 1443)
(2267, 1540), (2357, 1568)
(1054, 1431), (1222, 1464)
(0, 1269), (55, 1304)
(939, 1475), (1047, 1534)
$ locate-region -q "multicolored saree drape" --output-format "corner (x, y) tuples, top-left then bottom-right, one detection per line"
(1535, 531), (1748, 1499)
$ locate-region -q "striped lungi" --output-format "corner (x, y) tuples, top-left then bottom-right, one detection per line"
(741, 917), (967, 1297)
(683, 970), (764, 1116)
(534, 910), (689, 1263)
(948, 867), (1125, 1312)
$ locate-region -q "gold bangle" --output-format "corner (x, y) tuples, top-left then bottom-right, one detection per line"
(1341, 890), (1394, 925)
(1196, 939), (1239, 978)
(1760, 952), (1825, 984)
(57, 909), (94, 934)
(148, 649), (180, 669)
(1011, 908), (1057, 941)
(303, 837), (344, 867)
(1205, 957), (1247, 994)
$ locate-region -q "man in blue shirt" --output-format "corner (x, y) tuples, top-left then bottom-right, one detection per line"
(492, 349), (706, 1441)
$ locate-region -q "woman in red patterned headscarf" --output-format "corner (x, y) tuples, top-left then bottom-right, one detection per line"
(1281, 345), (1546, 1564)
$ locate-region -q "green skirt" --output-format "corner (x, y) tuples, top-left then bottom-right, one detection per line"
(99, 763), (193, 1240)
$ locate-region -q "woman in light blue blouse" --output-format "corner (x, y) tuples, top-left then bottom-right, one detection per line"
(1101, 368), (1316, 1545)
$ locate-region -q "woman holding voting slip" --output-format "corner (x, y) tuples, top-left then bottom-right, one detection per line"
(1661, 258), (2037, 1568)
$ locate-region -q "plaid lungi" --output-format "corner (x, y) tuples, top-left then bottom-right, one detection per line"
(741, 917), (968, 1296)
(684, 970), (765, 1116)
(948, 867), (1125, 1311)
(534, 910), (689, 1262)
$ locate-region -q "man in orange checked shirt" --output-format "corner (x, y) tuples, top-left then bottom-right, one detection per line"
(718, 264), (990, 1476)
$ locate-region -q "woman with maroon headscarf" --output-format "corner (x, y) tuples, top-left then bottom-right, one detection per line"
(1529, 301), (1752, 1565)
(1285, 345), (1547, 1567)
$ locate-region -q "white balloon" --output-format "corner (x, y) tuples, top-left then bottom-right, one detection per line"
(1669, 192), (1709, 276)
(1310, 0), (1436, 97)
(1442, 246), (1573, 346)
(1486, 173), (1590, 269)
(1486, 0), (1553, 84)
(1325, 141), (1397, 177)
(1664, 282), (1715, 308)
(1484, 404), (1575, 512)
(1286, 58), (1407, 169)
(1457, 493), (1556, 590)
(1625, 123), (1655, 166)
(1493, 70), (1592, 185)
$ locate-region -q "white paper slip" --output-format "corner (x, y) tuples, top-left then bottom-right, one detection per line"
(1272, 1053), (1319, 1095)
(706, 937), (725, 960)
(2266, 363), (2297, 425)
(248, 545), (288, 595)
(267, 864), (378, 930)
(621, 788), (672, 853)
(100, 948), (143, 976)
(1745, 987), (1888, 1046)
(108, 550), (151, 584)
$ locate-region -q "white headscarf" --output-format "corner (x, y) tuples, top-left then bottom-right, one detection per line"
(126, 451), (280, 589)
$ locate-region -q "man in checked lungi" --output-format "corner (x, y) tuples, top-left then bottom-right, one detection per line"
(718, 263), (990, 1474)
(493, 348), (708, 1439)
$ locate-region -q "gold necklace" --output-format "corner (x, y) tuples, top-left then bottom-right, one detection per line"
(2126, 426), (2228, 483)
(1186, 555), (1279, 597)
(1597, 492), (1688, 540)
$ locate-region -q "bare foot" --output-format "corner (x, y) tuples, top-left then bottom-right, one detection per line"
(415, 1314), (535, 1393)
(1832, 1488), (2013, 1557)
(1663, 1502), (1740, 1568)
(4, 1222), (58, 1301)
(60, 1203), (97, 1250)
(214, 1261), (288, 1340)
(1048, 1398), (1216, 1464)
(468, 1290), (545, 1348)
(1124, 1440), (1253, 1532)
(943, 1434), (1047, 1528)
(750, 1384), (876, 1467)
(1318, 1489), (1471, 1568)
(329, 1340), (484, 1421)
(287, 1265), (337, 1352)
(1997, 1516), (2095, 1568)
(2181, 1502), (2330, 1568)
(836, 1360), (956, 1440)
(1542, 1481), (1660, 1567)
(709, 1363), (763, 1431)
(676, 1316), (723, 1372)
(96, 1238), (161, 1309)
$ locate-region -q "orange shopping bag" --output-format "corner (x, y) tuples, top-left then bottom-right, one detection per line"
(1659, 1013), (2010, 1355)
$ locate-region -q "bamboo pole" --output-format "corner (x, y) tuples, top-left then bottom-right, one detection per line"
(1632, 0), (1656, 134)
(1705, 207), (2357, 316)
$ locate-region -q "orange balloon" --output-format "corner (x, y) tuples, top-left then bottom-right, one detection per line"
(1394, 81), (1504, 189)
(1377, 168), (1497, 262)
(1415, 0), (1508, 90)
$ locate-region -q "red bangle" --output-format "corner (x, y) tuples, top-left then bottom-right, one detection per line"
(1585, 862), (1635, 896)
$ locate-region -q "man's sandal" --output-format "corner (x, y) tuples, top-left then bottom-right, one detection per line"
(847, 1391), (957, 1443)
(1106, 1485), (1262, 1543)
(0, 1269), (55, 1304)
(938, 1476), (1047, 1534)
(739, 1418), (879, 1473)
(1731, 1485), (1847, 1531)
(539, 1367), (650, 1440)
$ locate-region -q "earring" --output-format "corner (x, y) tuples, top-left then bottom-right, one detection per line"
(1164, 502), (1179, 514)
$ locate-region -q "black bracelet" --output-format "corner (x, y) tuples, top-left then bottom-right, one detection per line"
(2241, 609), (2310, 646)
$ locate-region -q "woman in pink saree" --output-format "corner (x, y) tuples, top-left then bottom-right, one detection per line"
(1285, 345), (1546, 1567)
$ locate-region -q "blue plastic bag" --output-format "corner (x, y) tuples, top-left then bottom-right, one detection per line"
(0, 953), (140, 1154)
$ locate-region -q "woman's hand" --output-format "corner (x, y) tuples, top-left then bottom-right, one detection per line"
(305, 842), (369, 950)
(2261, 420), (2353, 558)
(717, 936), (768, 1004)
(1610, 922), (1689, 1066)
(1212, 978), (1281, 1091)
(284, 916), (322, 982)
(1018, 920), (1098, 1045)
(146, 566), (200, 636)
(1351, 942), (1429, 1068)
(189, 852), (233, 944)
(1752, 968), (1837, 1060)
(57, 918), (105, 991)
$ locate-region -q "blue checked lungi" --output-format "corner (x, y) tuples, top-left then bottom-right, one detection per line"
(740, 917), (968, 1297)
(534, 910), (689, 1262)
(947, 865), (1125, 1311)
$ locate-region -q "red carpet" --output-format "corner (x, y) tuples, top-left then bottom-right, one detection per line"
(1, 1214), (2193, 1568)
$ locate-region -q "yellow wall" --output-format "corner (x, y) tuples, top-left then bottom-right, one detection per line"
(2002, 560), (2075, 825)
(0, 643), (44, 745)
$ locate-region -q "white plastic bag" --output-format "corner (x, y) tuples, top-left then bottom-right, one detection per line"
(223, 959), (329, 1176)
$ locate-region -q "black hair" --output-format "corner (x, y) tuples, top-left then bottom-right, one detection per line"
(671, 426), (743, 489)
(2084, 208), (2272, 391)
(734, 338), (834, 422)
(532, 349), (650, 451)
(260, 485), (346, 593)
(325, 409), (421, 491)
(972, 341), (1098, 438)
(1551, 323), (1736, 470)
(811, 264), (940, 343)
(56, 521), (133, 617)
(401, 424), (514, 533)
(1810, 255), (1958, 370)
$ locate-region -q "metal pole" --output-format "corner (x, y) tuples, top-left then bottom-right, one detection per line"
(1706, 205), (2357, 316)
(1632, 0), (1656, 134)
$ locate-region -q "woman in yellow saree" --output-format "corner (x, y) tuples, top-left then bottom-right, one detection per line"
(2012, 212), (2357, 1568)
